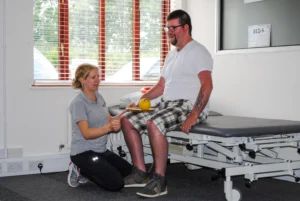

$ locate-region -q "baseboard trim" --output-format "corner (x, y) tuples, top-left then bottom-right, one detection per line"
(0, 152), (70, 177)
(0, 145), (154, 178)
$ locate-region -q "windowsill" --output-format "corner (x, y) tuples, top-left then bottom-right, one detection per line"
(215, 45), (300, 56)
(31, 80), (156, 88)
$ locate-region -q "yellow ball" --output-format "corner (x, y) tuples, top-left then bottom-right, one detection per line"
(138, 98), (151, 111)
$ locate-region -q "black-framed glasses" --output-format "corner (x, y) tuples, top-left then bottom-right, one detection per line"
(164, 24), (183, 32)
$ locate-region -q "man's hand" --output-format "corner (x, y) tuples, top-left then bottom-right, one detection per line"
(180, 113), (198, 134)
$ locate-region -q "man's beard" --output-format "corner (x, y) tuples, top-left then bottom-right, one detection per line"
(171, 36), (177, 46)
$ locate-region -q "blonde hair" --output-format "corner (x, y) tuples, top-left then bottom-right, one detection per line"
(72, 63), (99, 89)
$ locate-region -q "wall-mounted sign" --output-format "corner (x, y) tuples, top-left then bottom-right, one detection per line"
(248, 24), (271, 48)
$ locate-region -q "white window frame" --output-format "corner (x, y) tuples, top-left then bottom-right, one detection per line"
(215, 0), (300, 56)
(33, 0), (184, 87)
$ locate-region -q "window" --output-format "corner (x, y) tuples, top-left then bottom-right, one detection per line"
(33, 0), (174, 83)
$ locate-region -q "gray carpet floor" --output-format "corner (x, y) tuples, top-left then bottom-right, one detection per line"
(0, 163), (299, 201)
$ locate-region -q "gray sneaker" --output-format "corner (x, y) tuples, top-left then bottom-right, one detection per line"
(67, 162), (88, 187)
(68, 162), (80, 188)
(78, 175), (89, 184)
(136, 173), (168, 198)
(124, 166), (148, 187)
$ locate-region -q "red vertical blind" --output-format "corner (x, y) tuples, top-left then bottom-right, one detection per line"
(99, 0), (106, 81)
(58, 0), (69, 80)
(132, 0), (140, 81)
(161, 0), (170, 68)
(33, 0), (175, 82)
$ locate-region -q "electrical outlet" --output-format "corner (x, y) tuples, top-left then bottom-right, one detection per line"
(7, 147), (23, 158)
(29, 160), (43, 171)
(7, 162), (23, 172)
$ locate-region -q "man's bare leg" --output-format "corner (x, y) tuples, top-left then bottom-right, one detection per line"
(121, 117), (146, 172)
(146, 120), (168, 176)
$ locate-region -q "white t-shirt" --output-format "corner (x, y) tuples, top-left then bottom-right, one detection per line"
(161, 40), (213, 115)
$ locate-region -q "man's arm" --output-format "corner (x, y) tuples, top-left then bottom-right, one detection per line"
(191, 70), (213, 117)
(140, 77), (165, 100)
(181, 70), (213, 134)
(125, 77), (165, 109)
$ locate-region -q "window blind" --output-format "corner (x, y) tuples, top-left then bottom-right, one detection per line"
(33, 0), (174, 82)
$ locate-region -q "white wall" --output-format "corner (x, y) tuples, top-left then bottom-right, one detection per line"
(0, 0), (5, 158)
(0, 0), (144, 175)
(186, 0), (300, 121)
(1, 0), (300, 175)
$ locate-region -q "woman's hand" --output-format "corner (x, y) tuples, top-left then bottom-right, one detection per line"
(110, 119), (121, 132)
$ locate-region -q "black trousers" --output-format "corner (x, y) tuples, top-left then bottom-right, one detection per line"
(71, 150), (132, 191)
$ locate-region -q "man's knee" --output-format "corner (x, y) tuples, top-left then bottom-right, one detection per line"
(121, 116), (130, 127)
(121, 116), (136, 135)
(147, 120), (161, 135)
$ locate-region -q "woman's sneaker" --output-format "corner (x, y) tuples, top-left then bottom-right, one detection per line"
(78, 175), (89, 184)
(124, 166), (149, 187)
(67, 162), (89, 187)
(136, 172), (167, 198)
(67, 162), (80, 187)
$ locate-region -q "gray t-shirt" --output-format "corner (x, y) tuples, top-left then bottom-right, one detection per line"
(69, 90), (108, 156)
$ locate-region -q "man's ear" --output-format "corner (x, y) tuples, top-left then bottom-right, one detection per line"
(184, 24), (189, 31)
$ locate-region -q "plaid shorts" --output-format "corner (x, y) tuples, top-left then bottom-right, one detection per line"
(124, 99), (208, 135)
